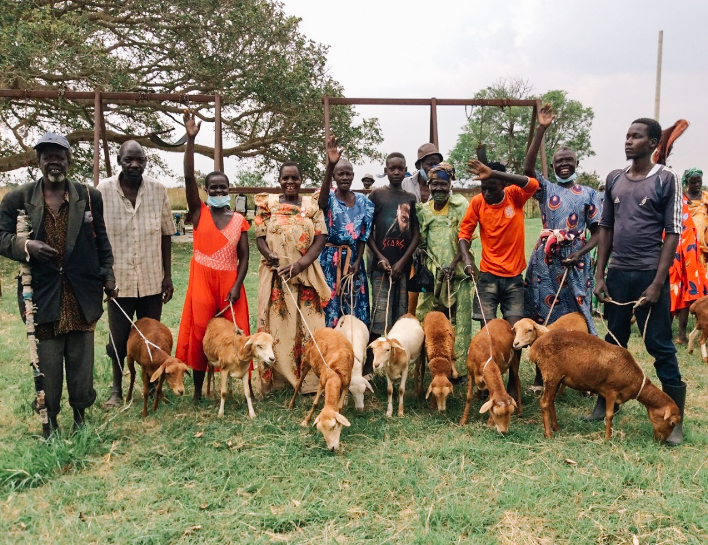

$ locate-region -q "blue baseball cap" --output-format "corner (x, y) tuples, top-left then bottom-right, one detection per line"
(33, 132), (71, 150)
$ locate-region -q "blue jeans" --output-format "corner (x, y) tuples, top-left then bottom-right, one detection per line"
(604, 268), (681, 386)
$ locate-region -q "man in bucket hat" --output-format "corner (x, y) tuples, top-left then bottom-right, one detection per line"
(0, 132), (116, 436)
(402, 142), (443, 203)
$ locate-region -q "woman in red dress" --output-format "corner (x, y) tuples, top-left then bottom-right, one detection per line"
(176, 112), (250, 400)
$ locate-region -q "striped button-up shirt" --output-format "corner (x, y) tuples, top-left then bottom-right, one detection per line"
(98, 173), (175, 298)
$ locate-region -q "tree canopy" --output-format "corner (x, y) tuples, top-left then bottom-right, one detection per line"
(0, 0), (382, 183)
(448, 78), (594, 181)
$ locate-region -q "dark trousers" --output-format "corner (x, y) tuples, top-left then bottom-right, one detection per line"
(106, 294), (163, 365)
(605, 268), (681, 386)
(37, 331), (97, 418)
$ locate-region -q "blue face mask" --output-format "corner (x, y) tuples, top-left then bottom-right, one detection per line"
(419, 168), (428, 182)
(555, 172), (577, 184)
(207, 195), (231, 208)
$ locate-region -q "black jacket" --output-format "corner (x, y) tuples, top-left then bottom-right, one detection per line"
(0, 179), (115, 325)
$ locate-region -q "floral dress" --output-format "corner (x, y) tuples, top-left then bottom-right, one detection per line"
(253, 193), (330, 394)
(669, 196), (708, 312)
(415, 193), (475, 363)
(524, 175), (602, 334)
(319, 190), (374, 327)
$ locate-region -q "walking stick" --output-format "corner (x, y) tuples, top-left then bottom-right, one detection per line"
(17, 210), (51, 437)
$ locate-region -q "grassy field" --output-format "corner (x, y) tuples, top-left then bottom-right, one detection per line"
(1, 219), (708, 543)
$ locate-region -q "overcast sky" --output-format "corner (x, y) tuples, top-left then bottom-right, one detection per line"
(263, 0), (706, 188)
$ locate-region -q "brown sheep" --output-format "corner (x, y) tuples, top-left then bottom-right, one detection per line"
(126, 318), (190, 418)
(202, 317), (275, 419)
(688, 295), (708, 361)
(288, 328), (354, 451)
(422, 311), (455, 412)
(527, 330), (681, 441)
(512, 311), (588, 349)
(459, 319), (520, 434)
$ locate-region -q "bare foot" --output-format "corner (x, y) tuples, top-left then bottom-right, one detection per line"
(102, 391), (123, 410)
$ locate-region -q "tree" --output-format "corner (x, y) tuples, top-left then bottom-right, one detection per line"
(0, 0), (383, 183)
(448, 78), (594, 181)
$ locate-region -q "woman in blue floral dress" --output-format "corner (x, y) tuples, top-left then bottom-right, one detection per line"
(317, 134), (374, 327)
(523, 104), (602, 389)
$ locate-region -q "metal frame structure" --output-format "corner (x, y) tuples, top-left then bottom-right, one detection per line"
(0, 89), (222, 186)
(323, 96), (548, 179)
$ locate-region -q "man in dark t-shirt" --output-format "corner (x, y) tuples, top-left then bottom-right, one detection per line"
(368, 152), (420, 339)
(593, 117), (685, 445)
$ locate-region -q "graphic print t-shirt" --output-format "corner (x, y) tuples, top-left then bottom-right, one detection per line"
(368, 186), (418, 266)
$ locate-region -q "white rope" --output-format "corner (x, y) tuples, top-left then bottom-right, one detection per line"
(634, 371), (647, 400)
(467, 264), (494, 369)
(600, 296), (651, 346)
(543, 267), (569, 327)
(110, 298), (163, 364)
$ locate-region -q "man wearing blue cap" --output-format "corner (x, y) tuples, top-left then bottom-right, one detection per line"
(0, 132), (116, 436)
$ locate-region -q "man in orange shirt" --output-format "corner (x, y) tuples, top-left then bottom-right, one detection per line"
(459, 159), (539, 328)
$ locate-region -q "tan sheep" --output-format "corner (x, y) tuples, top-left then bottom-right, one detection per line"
(512, 311), (588, 349)
(688, 295), (708, 361)
(422, 311), (455, 412)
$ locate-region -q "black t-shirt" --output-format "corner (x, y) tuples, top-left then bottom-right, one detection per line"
(368, 186), (418, 266)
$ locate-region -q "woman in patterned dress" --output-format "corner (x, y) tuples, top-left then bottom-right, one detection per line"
(254, 163), (330, 394)
(317, 134), (374, 327)
(176, 112), (251, 401)
(523, 104), (602, 391)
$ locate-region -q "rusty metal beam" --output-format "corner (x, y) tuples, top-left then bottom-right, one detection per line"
(214, 94), (223, 171)
(99, 98), (112, 178)
(93, 90), (101, 186)
(325, 97), (538, 107)
(429, 98), (438, 149)
(537, 100), (548, 178)
(0, 90), (216, 102)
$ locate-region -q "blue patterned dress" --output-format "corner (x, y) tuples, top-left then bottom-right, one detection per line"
(319, 190), (374, 326)
(524, 174), (602, 334)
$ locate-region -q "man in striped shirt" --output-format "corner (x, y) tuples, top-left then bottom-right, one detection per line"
(98, 141), (175, 409)
(593, 118), (685, 445)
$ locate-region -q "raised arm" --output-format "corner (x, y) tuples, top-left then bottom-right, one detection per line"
(319, 134), (345, 210)
(183, 111), (203, 222)
(524, 103), (554, 177)
(467, 159), (530, 188)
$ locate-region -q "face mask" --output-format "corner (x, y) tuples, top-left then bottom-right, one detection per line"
(207, 195), (231, 208)
(432, 191), (449, 204)
(419, 168), (428, 182)
(555, 172), (577, 184)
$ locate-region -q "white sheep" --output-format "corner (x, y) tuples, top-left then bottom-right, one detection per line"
(334, 314), (373, 411)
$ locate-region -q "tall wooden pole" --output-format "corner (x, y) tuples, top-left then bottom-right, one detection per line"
(654, 30), (663, 122)
(429, 98), (438, 148)
(93, 89), (101, 186)
(214, 94), (223, 172)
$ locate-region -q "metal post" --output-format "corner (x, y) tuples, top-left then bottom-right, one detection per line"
(429, 98), (438, 148)
(324, 96), (330, 139)
(93, 89), (101, 186)
(654, 30), (663, 122)
(99, 100), (112, 178)
(534, 100), (548, 179)
(214, 94), (223, 172)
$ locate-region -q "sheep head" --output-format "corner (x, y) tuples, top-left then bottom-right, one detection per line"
(426, 374), (453, 412)
(368, 337), (407, 371)
(348, 375), (373, 412)
(646, 402), (681, 442)
(479, 393), (517, 434)
(314, 407), (351, 452)
(150, 357), (190, 396)
(241, 332), (276, 369)
(512, 318), (548, 349)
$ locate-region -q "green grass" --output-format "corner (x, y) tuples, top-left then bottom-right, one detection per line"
(1, 219), (708, 543)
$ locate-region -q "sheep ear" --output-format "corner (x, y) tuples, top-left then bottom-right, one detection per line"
(365, 380), (374, 393)
(510, 397), (518, 408)
(479, 400), (494, 414)
(335, 413), (351, 427)
(534, 323), (550, 334)
(425, 383), (433, 399)
(313, 414), (321, 426)
(150, 363), (166, 382)
(663, 407), (674, 421)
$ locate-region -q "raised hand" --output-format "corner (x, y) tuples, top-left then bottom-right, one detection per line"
(538, 103), (554, 128)
(183, 110), (202, 139)
(466, 158), (492, 181)
(325, 134), (345, 167)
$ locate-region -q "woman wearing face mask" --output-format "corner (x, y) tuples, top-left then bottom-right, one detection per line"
(176, 112), (251, 401)
(415, 163), (476, 364)
(253, 159), (329, 394)
(523, 104), (602, 393)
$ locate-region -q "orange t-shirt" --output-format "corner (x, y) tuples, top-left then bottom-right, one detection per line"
(458, 178), (539, 277)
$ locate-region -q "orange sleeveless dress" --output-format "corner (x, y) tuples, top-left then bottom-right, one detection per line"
(176, 203), (250, 372)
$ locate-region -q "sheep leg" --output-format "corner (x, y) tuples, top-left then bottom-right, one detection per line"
(218, 369), (228, 418)
(288, 361), (311, 410)
(338, 387), (348, 411)
(511, 357), (523, 416)
(153, 376), (165, 413)
(415, 355), (425, 398)
(539, 379), (561, 438)
(206, 365), (213, 397)
(604, 393), (618, 440)
(386, 375), (394, 418)
(301, 384), (323, 427)
(687, 327), (700, 354)
(126, 357), (136, 403)
(459, 372), (474, 426)
(397, 366), (408, 417)
(243, 374), (256, 419)
(141, 366), (149, 418)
